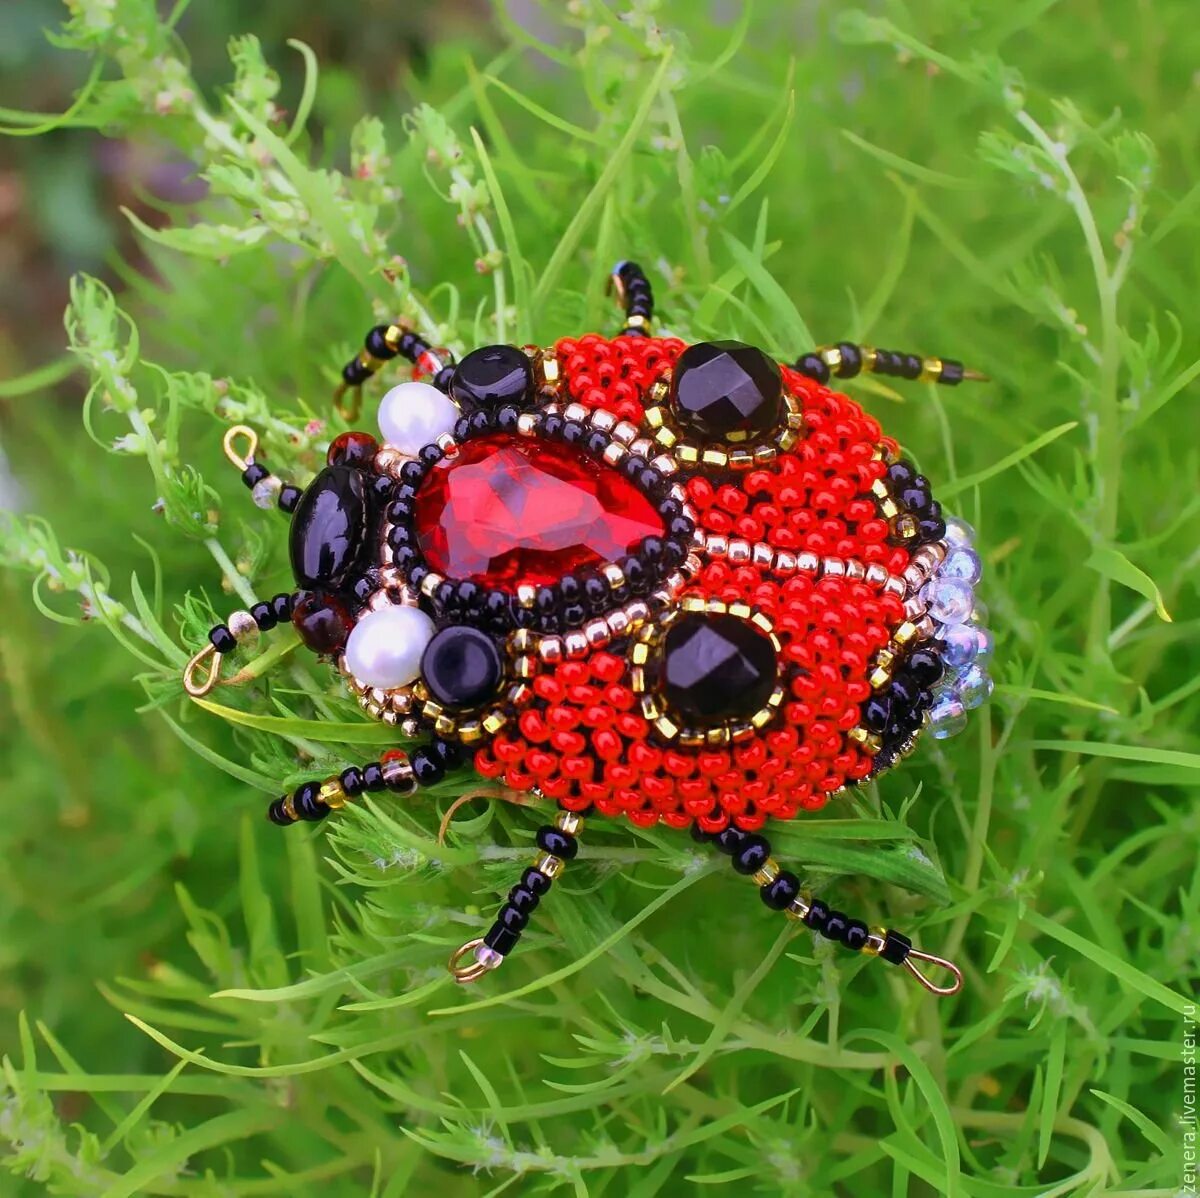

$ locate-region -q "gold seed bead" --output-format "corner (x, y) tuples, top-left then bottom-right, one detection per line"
(281, 794), (298, 822)
(752, 859), (780, 887)
(785, 896), (811, 922)
(555, 811), (585, 836)
(863, 927), (888, 956)
(535, 853), (565, 880)
(319, 777), (348, 809)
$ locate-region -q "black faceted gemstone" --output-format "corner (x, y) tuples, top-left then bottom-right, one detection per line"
(420, 625), (504, 708)
(450, 345), (534, 410)
(669, 340), (783, 442)
(659, 612), (778, 726)
(289, 465), (369, 590)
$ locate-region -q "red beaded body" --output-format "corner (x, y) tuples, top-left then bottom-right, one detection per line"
(469, 334), (914, 833)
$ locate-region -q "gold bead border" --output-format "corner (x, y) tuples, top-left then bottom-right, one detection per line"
(639, 372), (805, 471)
(629, 596), (785, 747)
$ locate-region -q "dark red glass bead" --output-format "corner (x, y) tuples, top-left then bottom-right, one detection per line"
(291, 591), (354, 655)
(327, 430), (379, 468)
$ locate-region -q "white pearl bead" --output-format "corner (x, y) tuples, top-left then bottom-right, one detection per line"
(344, 605), (435, 690)
(377, 381), (459, 456)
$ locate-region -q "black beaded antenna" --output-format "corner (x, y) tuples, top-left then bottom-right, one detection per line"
(793, 341), (988, 388)
(334, 320), (457, 423)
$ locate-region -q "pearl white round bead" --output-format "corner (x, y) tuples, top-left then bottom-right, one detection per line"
(377, 381), (459, 456)
(344, 605), (435, 691)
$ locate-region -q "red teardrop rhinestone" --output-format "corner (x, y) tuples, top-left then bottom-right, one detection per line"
(413, 433), (665, 587)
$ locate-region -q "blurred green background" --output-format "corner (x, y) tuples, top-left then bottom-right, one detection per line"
(0, 1), (1196, 1194)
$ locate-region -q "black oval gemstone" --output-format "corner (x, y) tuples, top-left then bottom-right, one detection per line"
(420, 625), (504, 708)
(669, 340), (783, 443)
(289, 465), (369, 590)
(450, 345), (534, 411)
(658, 612), (778, 725)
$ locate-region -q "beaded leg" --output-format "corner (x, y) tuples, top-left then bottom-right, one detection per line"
(335, 321), (456, 421)
(265, 737), (465, 825)
(792, 342), (987, 389)
(694, 823), (964, 997)
(183, 591), (300, 697)
(609, 260), (654, 338)
(220, 426), (303, 515)
(448, 808), (584, 984)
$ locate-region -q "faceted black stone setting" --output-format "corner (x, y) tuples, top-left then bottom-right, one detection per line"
(669, 340), (783, 443)
(420, 625), (504, 709)
(289, 464), (370, 590)
(658, 612), (778, 726)
(384, 402), (696, 636)
(450, 345), (535, 411)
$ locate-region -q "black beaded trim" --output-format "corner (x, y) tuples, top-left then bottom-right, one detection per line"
(860, 642), (946, 774)
(206, 592), (297, 655)
(612, 260), (653, 336)
(384, 404), (694, 634)
(339, 324), (457, 395)
(882, 458), (947, 546)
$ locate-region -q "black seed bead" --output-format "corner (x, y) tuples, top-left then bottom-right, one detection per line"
(900, 353), (923, 380)
(340, 766), (365, 796)
(433, 366), (455, 393)
(521, 866), (553, 896)
(918, 516), (947, 542)
(844, 919), (869, 952)
(456, 580), (482, 610)
(663, 540), (688, 568)
(904, 647), (944, 688)
(271, 592), (296, 622)
(431, 737), (464, 769)
(899, 482), (931, 513)
(880, 929), (912, 965)
(584, 431), (609, 458)
(628, 301), (652, 316)
(797, 353), (830, 384)
(485, 590), (512, 625)
(658, 497), (684, 521)
(638, 536), (664, 565)
(621, 556), (649, 594)
(925, 499), (943, 523)
(435, 581), (456, 611)
(483, 922), (520, 955)
(209, 624), (236, 654)
(469, 409), (494, 436)
(562, 603), (586, 626)
(761, 870), (801, 911)
(394, 483), (417, 503)
(396, 331), (420, 358)
(732, 834), (771, 876)
(559, 575), (581, 604)
(387, 525), (412, 551)
(411, 748), (445, 786)
(584, 575), (610, 613)
(667, 515), (694, 542)
(803, 898), (830, 931)
(418, 444), (443, 468)
(835, 342), (863, 378)
(293, 782), (328, 821)
(392, 546), (418, 572)
(535, 586), (559, 616)
(536, 825), (578, 860)
(541, 414), (565, 440)
(362, 762), (385, 792)
(407, 565), (429, 591)
(886, 460), (917, 489)
(822, 909), (849, 943)
(279, 484), (302, 513)
(399, 460), (425, 486)
(621, 454), (648, 480)
(268, 798), (295, 826)
(862, 694), (891, 733)
(365, 325), (397, 359)
(494, 405), (521, 433)
(562, 419), (586, 446)
(638, 468), (668, 498)
(495, 904), (528, 933)
(714, 826), (748, 855)
(453, 415), (473, 441)
(940, 360), (965, 386)
(507, 885), (540, 915)
(874, 349), (899, 376)
(342, 359), (371, 386)
(889, 676), (920, 709)
(242, 462), (270, 488)
(250, 602), (276, 632)
(388, 500), (413, 524)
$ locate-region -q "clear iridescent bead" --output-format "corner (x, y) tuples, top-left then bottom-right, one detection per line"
(940, 547), (983, 585)
(927, 693), (967, 739)
(251, 475), (282, 509)
(921, 577), (975, 625)
(938, 622), (981, 668)
(474, 945), (503, 969)
(943, 516), (975, 547)
(974, 625), (995, 664)
(956, 664), (994, 710)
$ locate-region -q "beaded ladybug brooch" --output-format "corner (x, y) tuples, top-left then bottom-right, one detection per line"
(186, 262), (994, 995)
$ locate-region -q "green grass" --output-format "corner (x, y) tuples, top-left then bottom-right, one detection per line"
(0, 0), (1197, 1193)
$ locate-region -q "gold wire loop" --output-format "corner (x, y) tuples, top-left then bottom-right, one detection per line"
(182, 642), (223, 698)
(902, 946), (965, 997)
(222, 425), (260, 473)
(448, 938), (501, 985)
(334, 382), (362, 424)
